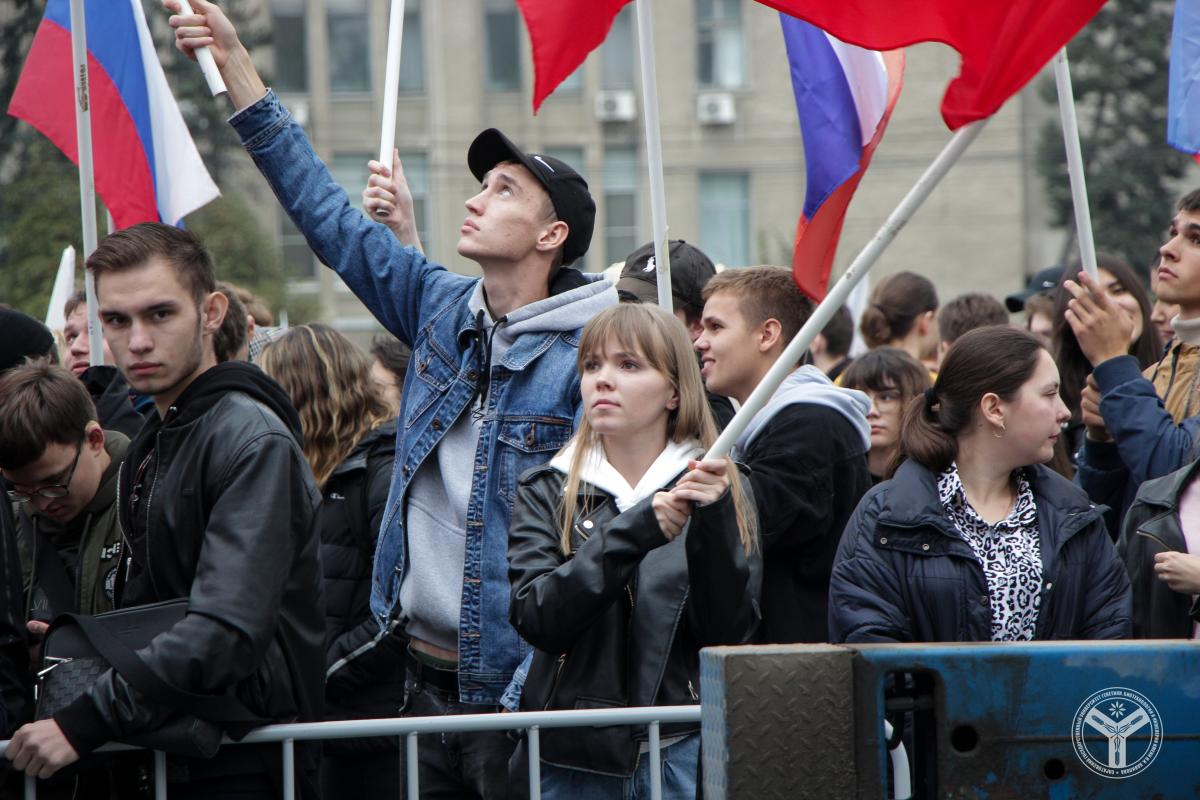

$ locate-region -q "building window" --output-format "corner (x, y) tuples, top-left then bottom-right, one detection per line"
(485, 0), (521, 91)
(327, 0), (370, 93)
(397, 150), (429, 247)
(699, 173), (749, 267)
(399, 0), (424, 93)
(272, 0), (308, 93)
(604, 147), (639, 268)
(544, 147), (587, 268)
(601, 6), (634, 90)
(696, 0), (744, 89)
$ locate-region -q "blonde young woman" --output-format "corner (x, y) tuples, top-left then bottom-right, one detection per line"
(258, 325), (402, 798)
(506, 304), (760, 799)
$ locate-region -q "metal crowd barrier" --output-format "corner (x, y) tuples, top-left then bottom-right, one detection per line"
(0, 706), (701, 800)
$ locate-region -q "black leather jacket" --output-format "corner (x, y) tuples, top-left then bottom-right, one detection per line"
(508, 464), (761, 777)
(1119, 459), (1200, 638)
(54, 363), (326, 768)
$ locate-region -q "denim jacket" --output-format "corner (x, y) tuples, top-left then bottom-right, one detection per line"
(231, 91), (617, 703)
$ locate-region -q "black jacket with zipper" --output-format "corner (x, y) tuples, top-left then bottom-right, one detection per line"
(508, 463), (761, 777)
(1118, 459), (1200, 638)
(319, 420), (410, 749)
(829, 459), (1131, 643)
(53, 363), (326, 778)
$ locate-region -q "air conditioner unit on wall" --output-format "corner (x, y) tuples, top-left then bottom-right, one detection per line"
(595, 90), (637, 123)
(697, 92), (736, 125)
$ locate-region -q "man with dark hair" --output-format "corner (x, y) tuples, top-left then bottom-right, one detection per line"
(695, 266), (871, 643)
(170, 5), (614, 795)
(0, 362), (128, 619)
(62, 289), (151, 437)
(213, 280), (250, 362)
(1071, 189), (1200, 530)
(5, 223), (325, 798)
(810, 304), (855, 381)
(936, 292), (1010, 364)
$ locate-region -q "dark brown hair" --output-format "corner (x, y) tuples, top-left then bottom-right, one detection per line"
(87, 222), (215, 306)
(900, 327), (1043, 473)
(63, 289), (86, 320)
(0, 361), (97, 470)
(937, 294), (1009, 345)
(1179, 189), (1200, 213)
(820, 305), (854, 358)
(842, 347), (932, 404)
(703, 266), (814, 346)
(370, 335), (411, 383)
(213, 281), (248, 363)
(860, 271), (938, 348)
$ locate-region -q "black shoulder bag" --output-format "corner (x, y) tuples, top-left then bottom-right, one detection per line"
(36, 599), (269, 758)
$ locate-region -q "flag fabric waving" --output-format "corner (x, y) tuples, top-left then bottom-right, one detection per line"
(760, 0), (1105, 130)
(8, 0), (218, 228)
(783, 15), (903, 301)
(1169, 0), (1200, 164)
(517, 0), (632, 112)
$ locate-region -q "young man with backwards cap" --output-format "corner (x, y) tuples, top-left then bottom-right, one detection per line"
(168, 2), (615, 794)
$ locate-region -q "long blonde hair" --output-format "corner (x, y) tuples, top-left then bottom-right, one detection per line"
(558, 304), (757, 556)
(259, 324), (393, 487)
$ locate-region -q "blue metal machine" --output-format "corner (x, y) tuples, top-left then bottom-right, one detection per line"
(700, 641), (1200, 798)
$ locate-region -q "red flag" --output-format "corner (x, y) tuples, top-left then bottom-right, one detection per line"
(759, 0), (1106, 129)
(517, 0), (632, 112)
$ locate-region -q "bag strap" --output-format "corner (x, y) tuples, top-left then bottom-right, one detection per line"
(28, 514), (76, 616)
(64, 612), (269, 735)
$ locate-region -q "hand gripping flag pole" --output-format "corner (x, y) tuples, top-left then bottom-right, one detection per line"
(175, 0), (227, 95)
(704, 120), (988, 461)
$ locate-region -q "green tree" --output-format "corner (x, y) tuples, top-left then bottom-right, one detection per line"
(1036, 0), (1191, 274)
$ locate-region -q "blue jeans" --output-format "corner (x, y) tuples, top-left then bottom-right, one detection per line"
(540, 734), (700, 800)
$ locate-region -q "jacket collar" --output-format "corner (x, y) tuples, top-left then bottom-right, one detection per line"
(329, 420), (397, 479)
(879, 459), (1100, 548)
(1128, 458), (1200, 512)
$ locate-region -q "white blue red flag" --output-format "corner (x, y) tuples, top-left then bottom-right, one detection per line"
(1169, 0), (1200, 164)
(781, 15), (903, 301)
(8, 0), (219, 229)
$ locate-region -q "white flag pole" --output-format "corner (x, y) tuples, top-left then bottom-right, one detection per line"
(69, 0), (103, 367)
(1053, 48), (1099, 281)
(704, 120), (988, 460)
(378, 0), (407, 168)
(634, 0), (672, 314)
(176, 0), (227, 96)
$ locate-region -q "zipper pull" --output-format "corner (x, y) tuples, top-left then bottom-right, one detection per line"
(688, 680), (698, 701)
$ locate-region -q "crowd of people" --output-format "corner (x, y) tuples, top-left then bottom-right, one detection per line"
(0, 1), (1196, 798)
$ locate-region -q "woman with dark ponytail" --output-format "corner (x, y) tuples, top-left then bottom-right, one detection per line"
(858, 271), (940, 371)
(829, 326), (1131, 643)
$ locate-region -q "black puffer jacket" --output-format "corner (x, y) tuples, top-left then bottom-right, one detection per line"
(508, 464), (761, 777)
(1118, 459), (1200, 638)
(54, 363), (326, 773)
(319, 421), (409, 745)
(829, 460), (1131, 643)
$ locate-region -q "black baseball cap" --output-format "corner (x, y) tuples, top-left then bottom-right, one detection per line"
(0, 308), (55, 373)
(616, 240), (717, 312)
(467, 129), (596, 266)
(1005, 265), (1063, 313)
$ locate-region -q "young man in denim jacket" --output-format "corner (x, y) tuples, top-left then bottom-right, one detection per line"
(168, 3), (616, 794)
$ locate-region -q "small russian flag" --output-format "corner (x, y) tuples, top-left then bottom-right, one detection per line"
(781, 15), (902, 302)
(8, 0), (219, 229)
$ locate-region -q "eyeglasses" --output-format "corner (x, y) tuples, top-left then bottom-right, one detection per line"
(5, 441), (84, 503)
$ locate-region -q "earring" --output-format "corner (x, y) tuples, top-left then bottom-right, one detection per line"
(992, 422), (1006, 439)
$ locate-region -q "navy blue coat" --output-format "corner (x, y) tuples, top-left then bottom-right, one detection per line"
(829, 460), (1131, 643)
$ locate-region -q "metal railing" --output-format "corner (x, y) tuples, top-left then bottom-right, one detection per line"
(1, 706), (700, 800)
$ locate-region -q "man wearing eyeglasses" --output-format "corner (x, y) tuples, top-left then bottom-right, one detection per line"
(0, 360), (128, 623)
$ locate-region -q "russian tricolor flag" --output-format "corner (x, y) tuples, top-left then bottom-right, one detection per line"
(782, 15), (903, 301)
(1169, 0), (1200, 166)
(8, 0), (218, 229)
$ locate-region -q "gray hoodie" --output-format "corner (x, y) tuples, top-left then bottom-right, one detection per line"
(733, 366), (871, 459)
(400, 275), (617, 652)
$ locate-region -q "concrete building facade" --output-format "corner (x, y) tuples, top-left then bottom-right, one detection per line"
(257, 0), (1061, 334)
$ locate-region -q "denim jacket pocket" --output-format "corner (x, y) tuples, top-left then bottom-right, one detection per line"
(496, 417), (572, 501)
(405, 340), (458, 427)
